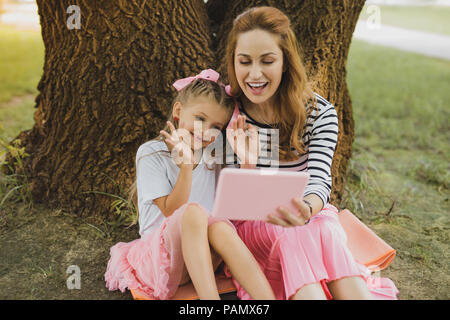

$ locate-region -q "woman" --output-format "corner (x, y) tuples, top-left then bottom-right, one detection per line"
(223, 6), (398, 300)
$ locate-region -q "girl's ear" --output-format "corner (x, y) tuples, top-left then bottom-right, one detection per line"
(172, 101), (182, 120)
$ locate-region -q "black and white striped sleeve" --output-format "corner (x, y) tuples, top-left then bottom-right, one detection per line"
(303, 102), (339, 206)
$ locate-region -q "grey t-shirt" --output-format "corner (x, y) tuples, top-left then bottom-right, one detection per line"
(136, 140), (215, 236)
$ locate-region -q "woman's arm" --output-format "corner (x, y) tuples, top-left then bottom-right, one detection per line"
(303, 193), (324, 217)
(267, 100), (338, 227)
(302, 102), (338, 209)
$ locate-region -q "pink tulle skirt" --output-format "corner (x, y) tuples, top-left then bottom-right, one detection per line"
(231, 204), (399, 300)
(104, 202), (233, 300)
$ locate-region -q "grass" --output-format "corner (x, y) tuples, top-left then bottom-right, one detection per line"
(0, 26), (44, 103)
(343, 39), (449, 227)
(342, 39), (450, 299)
(0, 25), (42, 142)
(359, 5), (450, 36)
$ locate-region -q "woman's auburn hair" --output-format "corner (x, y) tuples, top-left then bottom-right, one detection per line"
(225, 6), (317, 161)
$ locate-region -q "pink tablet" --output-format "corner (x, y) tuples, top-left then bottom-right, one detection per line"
(211, 168), (310, 221)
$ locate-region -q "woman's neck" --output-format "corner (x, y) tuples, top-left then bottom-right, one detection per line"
(241, 96), (276, 125)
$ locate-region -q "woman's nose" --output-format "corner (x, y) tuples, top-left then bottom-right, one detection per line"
(249, 64), (263, 79)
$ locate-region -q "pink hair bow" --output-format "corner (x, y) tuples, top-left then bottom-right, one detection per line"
(173, 69), (220, 91)
(172, 69), (238, 128)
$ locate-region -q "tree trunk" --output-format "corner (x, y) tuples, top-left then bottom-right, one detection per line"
(11, 0), (363, 219)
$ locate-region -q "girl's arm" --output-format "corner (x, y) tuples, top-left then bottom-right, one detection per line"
(153, 163), (193, 217)
(155, 120), (195, 217)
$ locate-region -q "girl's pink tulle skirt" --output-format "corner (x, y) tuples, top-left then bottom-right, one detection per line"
(104, 202), (233, 300)
(230, 204), (399, 300)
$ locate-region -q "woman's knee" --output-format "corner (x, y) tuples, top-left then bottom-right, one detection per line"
(181, 203), (208, 231)
(291, 282), (327, 300)
(327, 276), (372, 300)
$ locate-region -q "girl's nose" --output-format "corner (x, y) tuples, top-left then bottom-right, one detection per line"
(205, 126), (220, 141)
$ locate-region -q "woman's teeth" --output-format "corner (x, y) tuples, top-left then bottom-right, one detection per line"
(248, 82), (267, 88)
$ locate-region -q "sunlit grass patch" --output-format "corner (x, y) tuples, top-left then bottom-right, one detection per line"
(0, 26), (44, 103)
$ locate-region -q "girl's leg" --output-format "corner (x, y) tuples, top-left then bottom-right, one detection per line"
(291, 283), (327, 300)
(208, 222), (275, 300)
(178, 248), (222, 286)
(327, 276), (373, 300)
(181, 204), (220, 300)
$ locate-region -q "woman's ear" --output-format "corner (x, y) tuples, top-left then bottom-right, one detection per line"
(172, 101), (182, 120)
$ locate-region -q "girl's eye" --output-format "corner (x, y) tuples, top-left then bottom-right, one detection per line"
(262, 61), (274, 65)
(239, 61), (251, 65)
(196, 116), (205, 121)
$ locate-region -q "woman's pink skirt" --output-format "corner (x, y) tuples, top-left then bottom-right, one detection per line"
(231, 204), (399, 300)
(104, 202), (233, 300)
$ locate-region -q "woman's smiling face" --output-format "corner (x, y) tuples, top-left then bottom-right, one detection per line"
(234, 29), (284, 106)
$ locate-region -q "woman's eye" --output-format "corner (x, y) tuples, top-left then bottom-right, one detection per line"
(239, 61), (250, 65)
(196, 116), (205, 121)
(262, 61), (274, 65)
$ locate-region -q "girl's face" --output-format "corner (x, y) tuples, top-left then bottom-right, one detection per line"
(234, 29), (284, 106)
(172, 95), (231, 150)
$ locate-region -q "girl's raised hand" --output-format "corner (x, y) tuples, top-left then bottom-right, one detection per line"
(160, 121), (194, 168)
(226, 115), (260, 168)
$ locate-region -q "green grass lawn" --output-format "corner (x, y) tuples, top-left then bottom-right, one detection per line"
(0, 26), (43, 141)
(345, 39), (449, 229)
(343, 39), (449, 299)
(0, 26), (44, 103)
(359, 5), (450, 36)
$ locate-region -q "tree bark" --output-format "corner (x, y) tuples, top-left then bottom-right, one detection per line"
(15, 0), (214, 221)
(11, 0), (364, 219)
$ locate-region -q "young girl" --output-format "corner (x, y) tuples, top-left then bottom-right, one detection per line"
(104, 69), (275, 300)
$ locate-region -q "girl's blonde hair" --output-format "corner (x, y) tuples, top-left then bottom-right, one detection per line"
(224, 6), (317, 161)
(128, 78), (235, 219)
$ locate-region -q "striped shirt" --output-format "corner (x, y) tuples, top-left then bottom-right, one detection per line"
(228, 93), (338, 206)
